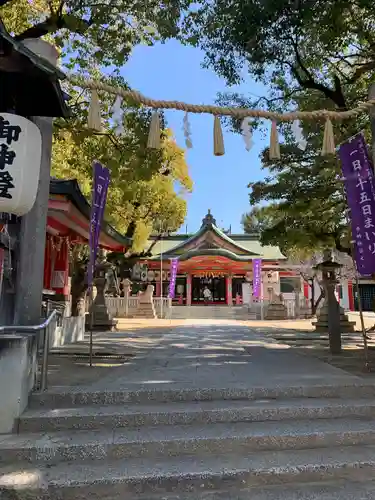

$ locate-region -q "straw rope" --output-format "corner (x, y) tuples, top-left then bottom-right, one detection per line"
(67, 74), (375, 122)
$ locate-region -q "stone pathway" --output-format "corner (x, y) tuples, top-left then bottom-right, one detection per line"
(48, 321), (361, 391)
(3, 321), (375, 499)
(93, 322), (361, 390)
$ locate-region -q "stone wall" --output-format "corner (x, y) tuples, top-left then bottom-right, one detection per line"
(0, 334), (37, 434)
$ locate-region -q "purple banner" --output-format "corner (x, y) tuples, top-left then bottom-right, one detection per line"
(252, 259), (262, 298)
(87, 161), (110, 289)
(339, 133), (375, 275)
(168, 259), (179, 298)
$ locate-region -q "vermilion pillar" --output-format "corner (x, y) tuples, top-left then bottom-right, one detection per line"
(51, 237), (70, 297)
(303, 281), (309, 299)
(348, 281), (355, 311)
(226, 275), (233, 305)
(186, 273), (192, 305)
(43, 234), (52, 290)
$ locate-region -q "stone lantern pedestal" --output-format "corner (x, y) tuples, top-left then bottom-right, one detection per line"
(265, 290), (287, 320)
(87, 257), (117, 331)
(313, 301), (356, 333)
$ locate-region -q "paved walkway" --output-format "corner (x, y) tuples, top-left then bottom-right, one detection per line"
(49, 321), (361, 392)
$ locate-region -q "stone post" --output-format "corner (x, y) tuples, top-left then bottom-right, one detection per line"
(294, 289), (300, 319)
(123, 278), (132, 317)
(14, 40), (57, 326)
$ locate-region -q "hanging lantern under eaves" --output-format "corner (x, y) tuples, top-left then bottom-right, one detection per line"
(0, 113), (42, 216)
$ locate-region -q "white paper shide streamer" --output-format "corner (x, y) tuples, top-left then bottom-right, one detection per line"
(241, 118), (254, 152)
(291, 120), (307, 151)
(111, 95), (124, 135)
(183, 112), (193, 149)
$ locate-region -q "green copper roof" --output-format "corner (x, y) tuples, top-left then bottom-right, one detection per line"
(172, 248), (263, 261)
(145, 210), (286, 261)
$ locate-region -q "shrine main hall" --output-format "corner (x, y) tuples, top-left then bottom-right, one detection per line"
(138, 211), (301, 305)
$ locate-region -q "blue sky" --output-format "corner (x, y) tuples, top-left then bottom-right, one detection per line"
(122, 40), (269, 234)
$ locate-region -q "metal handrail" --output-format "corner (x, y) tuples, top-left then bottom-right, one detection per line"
(0, 309), (57, 391)
(0, 309), (57, 333)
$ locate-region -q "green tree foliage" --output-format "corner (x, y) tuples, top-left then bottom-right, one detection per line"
(1, 2), (193, 251)
(184, 0), (375, 254)
(2, 0), (193, 68)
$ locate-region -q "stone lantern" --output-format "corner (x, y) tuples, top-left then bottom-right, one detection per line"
(312, 250), (355, 353)
(87, 251), (118, 331)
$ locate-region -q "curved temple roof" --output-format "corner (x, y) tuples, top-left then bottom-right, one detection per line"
(49, 178), (131, 249)
(147, 210), (285, 262)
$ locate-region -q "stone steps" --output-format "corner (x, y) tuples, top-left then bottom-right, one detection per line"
(18, 397), (375, 433)
(170, 306), (247, 320)
(3, 383), (375, 498)
(4, 417), (375, 465)
(2, 445), (375, 499)
(125, 480), (375, 500)
(27, 383), (375, 408)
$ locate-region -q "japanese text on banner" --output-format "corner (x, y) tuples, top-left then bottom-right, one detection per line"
(252, 258), (262, 298)
(339, 133), (375, 275)
(87, 161), (110, 289)
(168, 258), (179, 299)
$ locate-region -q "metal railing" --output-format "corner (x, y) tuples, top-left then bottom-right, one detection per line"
(0, 309), (57, 392)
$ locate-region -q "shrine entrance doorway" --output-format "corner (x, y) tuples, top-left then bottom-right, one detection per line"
(192, 275), (226, 304)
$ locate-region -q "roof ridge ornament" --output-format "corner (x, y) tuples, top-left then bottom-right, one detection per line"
(201, 209), (216, 228)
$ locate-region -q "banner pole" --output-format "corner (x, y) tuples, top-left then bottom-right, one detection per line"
(89, 286), (94, 367)
(354, 272), (370, 369)
(347, 225), (371, 371)
(160, 231), (163, 319)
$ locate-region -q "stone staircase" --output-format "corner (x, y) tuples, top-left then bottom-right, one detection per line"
(170, 305), (257, 320)
(3, 384), (375, 498)
(132, 300), (157, 319)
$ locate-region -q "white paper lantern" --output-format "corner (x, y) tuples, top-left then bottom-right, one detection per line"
(0, 113), (42, 216)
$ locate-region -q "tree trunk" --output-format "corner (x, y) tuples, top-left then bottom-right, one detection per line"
(310, 278), (325, 316)
(71, 284), (87, 317)
(314, 289), (325, 313)
(309, 279), (315, 315)
(71, 289), (87, 317)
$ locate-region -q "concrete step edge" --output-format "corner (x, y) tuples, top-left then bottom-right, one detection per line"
(1, 445), (375, 497)
(19, 398), (375, 432)
(28, 383), (375, 409)
(4, 419), (375, 463)
(128, 480), (375, 500)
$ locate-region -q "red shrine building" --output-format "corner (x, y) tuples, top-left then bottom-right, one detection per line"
(43, 179), (130, 300)
(138, 210), (301, 306)
(137, 210), (372, 312)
